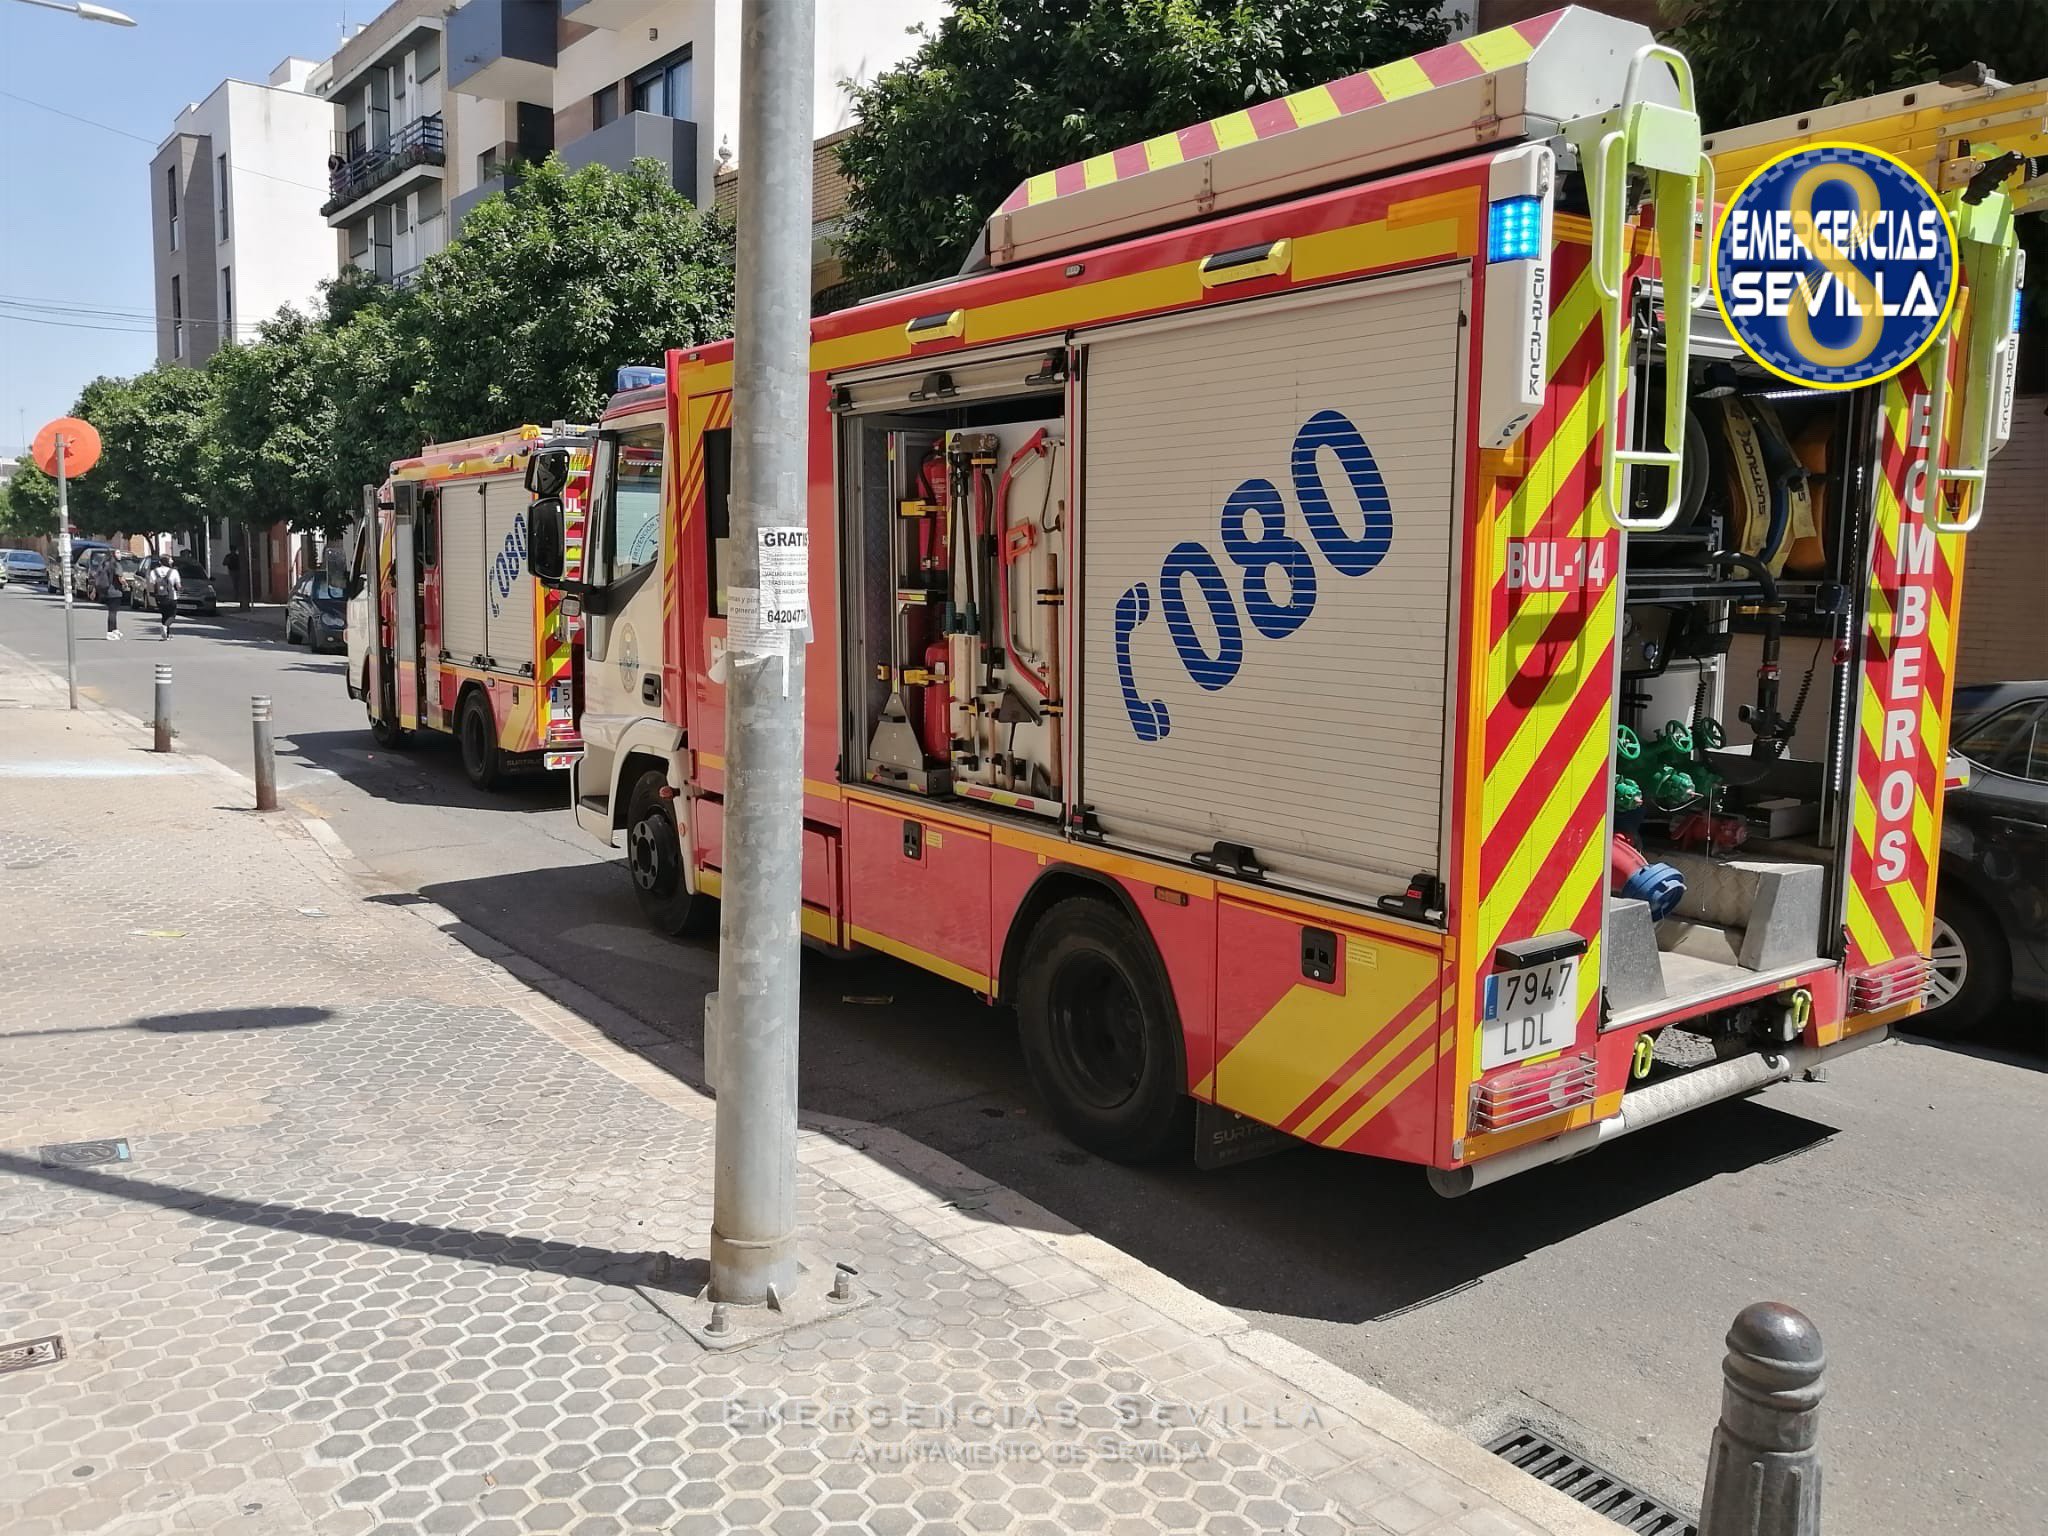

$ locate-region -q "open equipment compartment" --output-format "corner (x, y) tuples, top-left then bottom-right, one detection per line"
(837, 346), (1071, 818)
(1605, 292), (1888, 1032)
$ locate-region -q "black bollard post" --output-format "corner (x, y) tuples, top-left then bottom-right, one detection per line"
(1699, 1302), (1824, 1536)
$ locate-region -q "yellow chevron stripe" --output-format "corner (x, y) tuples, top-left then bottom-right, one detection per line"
(1284, 84), (1340, 129)
(1844, 881), (1892, 965)
(1464, 27), (1537, 72)
(1484, 578), (1617, 803)
(1317, 1025), (1444, 1148)
(1211, 109), (1257, 150)
(1081, 152), (1118, 189)
(1141, 132), (1185, 172)
(1025, 171), (1057, 206)
(1299, 1004), (1440, 1144)
(1369, 56), (1432, 101)
(1480, 703), (1613, 940)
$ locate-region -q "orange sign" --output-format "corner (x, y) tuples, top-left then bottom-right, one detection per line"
(31, 417), (102, 478)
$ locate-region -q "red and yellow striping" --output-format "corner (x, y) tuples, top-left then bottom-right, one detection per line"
(995, 11), (1563, 215)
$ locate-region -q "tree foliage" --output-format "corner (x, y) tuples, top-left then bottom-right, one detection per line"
(835, 0), (1460, 291)
(17, 157), (733, 548)
(1671, 0), (2048, 132)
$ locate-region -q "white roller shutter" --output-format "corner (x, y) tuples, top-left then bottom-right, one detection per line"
(482, 476), (536, 673)
(438, 482), (487, 667)
(1077, 270), (1466, 901)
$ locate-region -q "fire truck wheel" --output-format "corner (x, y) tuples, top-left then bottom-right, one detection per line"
(459, 690), (505, 791)
(627, 770), (714, 938)
(366, 695), (407, 748)
(1017, 896), (1190, 1163)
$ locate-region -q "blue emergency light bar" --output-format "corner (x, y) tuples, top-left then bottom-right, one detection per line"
(616, 365), (667, 392)
(1487, 196), (1544, 264)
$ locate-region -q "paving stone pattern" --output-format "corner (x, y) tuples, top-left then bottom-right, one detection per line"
(0, 680), (1551, 1536)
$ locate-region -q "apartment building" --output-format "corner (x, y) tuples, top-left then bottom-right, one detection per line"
(149, 57), (337, 366)
(320, 1), (459, 285)
(442, 0), (943, 253)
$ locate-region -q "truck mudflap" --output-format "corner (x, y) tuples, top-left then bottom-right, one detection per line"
(1426, 1025), (1891, 1196)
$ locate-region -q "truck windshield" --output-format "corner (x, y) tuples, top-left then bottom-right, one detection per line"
(610, 424), (664, 578)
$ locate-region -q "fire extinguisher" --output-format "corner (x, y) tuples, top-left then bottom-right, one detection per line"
(921, 635), (951, 763)
(918, 441), (950, 578)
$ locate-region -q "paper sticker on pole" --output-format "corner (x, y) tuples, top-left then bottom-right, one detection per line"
(1712, 143), (1957, 390)
(32, 417), (102, 477)
(758, 526), (809, 629)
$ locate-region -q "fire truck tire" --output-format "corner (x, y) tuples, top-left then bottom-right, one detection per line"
(458, 690), (505, 791)
(1017, 896), (1190, 1163)
(366, 693), (407, 748)
(626, 770), (715, 938)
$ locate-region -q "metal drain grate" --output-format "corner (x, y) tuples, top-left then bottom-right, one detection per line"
(1486, 1427), (1696, 1535)
(39, 1139), (131, 1169)
(0, 1336), (65, 1375)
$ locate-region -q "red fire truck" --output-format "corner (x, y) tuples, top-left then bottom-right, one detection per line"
(525, 6), (2022, 1188)
(347, 424), (593, 790)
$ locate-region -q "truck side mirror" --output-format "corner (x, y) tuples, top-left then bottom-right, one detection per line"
(526, 447), (571, 499)
(528, 496), (568, 585)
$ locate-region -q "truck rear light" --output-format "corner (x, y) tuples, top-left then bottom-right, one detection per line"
(1848, 955), (1932, 1013)
(1469, 1052), (1595, 1134)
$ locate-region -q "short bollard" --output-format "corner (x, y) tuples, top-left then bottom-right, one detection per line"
(152, 664), (173, 753)
(252, 695), (278, 812)
(1699, 1302), (1824, 1536)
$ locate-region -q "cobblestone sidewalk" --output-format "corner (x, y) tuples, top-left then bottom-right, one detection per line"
(0, 650), (1606, 1536)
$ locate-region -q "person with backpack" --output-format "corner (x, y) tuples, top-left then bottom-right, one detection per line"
(151, 557), (181, 640)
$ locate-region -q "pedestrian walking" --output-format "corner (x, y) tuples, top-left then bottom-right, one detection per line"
(223, 545), (244, 609)
(152, 558), (181, 641)
(102, 560), (125, 640)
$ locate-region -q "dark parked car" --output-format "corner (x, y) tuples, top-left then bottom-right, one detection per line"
(131, 556), (219, 615)
(285, 573), (348, 652)
(47, 540), (111, 592)
(1926, 682), (2048, 1037)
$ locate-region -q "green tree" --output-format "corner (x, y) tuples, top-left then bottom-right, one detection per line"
(205, 308), (353, 537)
(1670, 0), (2048, 132)
(396, 155), (735, 442)
(55, 367), (215, 541)
(834, 0), (1459, 291)
(2, 461), (56, 540)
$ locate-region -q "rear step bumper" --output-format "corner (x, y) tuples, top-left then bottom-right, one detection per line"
(1428, 1025), (1890, 1197)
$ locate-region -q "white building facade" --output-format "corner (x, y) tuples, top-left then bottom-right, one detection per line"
(150, 57), (338, 365)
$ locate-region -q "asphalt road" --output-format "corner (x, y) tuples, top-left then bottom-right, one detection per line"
(4, 585), (2042, 1534)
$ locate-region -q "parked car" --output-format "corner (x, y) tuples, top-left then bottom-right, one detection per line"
(285, 572), (348, 652)
(1925, 681), (2048, 1038)
(47, 540), (111, 592)
(81, 551), (137, 604)
(2, 549), (49, 587)
(131, 556), (219, 615)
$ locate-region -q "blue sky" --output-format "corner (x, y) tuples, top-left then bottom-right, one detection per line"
(0, 0), (346, 458)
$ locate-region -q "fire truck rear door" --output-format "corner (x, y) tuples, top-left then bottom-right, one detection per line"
(1077, 267), (1467, 904)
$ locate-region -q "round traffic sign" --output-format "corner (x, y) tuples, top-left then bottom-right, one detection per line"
(31, 417), (102, 477)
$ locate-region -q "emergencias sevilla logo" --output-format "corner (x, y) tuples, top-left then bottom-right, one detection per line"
(1712, 143), (1957, 390)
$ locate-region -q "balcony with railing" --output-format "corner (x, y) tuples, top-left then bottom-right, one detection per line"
(322, 112), (445, 222)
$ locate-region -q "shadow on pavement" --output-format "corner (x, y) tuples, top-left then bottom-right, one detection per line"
(282, 728), (570, 816)
(408, 858), (1846, 1328)
(0, 1150), (676, 1288)
(6, 1005), (335, 1040)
